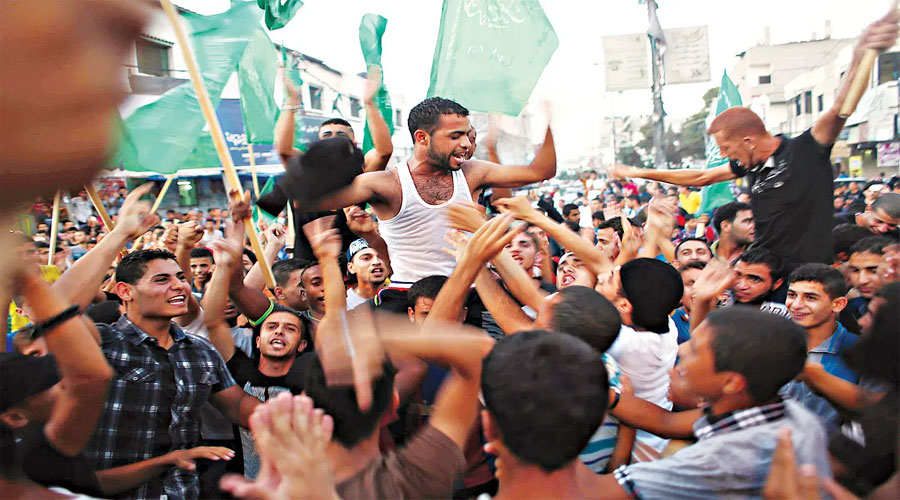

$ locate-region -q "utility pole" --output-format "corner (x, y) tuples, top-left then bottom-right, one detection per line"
(647, 0), (667, 168)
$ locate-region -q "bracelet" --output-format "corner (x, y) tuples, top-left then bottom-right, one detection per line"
(281, 104), (302, 112)
(608, 386), (622, 411)
(31, 304), (81, 339)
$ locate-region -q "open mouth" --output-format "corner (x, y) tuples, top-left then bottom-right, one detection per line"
(270, 338), (287, 348)
(450, 152), (467, 167)
(371, 266), (384, 276)
(790, 311), (809, 321)
(167, 295), (186, 306)
(560, 274), (576, 286)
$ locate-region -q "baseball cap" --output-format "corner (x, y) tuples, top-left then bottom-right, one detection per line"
(347, 238), (370, 263)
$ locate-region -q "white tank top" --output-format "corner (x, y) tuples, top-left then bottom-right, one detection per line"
(377, 163), (472, 287)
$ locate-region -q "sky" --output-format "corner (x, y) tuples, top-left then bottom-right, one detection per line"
(174, 0), (889, 162)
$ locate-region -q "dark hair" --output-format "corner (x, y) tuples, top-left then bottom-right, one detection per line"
(735, 247), (783, 281)
(242, 248), (257, 265)
(407, 97), (469, 141)
(251, 305), (313, 356)
(549, 287), (621, 354)
(304, 354), (396, 448)
(712, 201), (752, 233)
(627, 194), (640, 202)
(675, 237), (711, 256)
(407, 275), (448, 309)
(482, 331), (607, 472)
(680, 260), (708, 273)
(189, 247), (214, 263)
(843, 283), (900, 388)
(116, 250), (178, 285)
(705, 307), (807, 402)
(596, 218), (624, 238)
(272, 258), (311, 288)
(85, 300), (122, 324)
(849, 236), (894, 257)
(871, 192), (900, 218)
(833, 223), (874, 257)
(592, 211), (605, 222)
(620, 259), (683, 333)
(321, 117), (353, 129)
(788, 263), (848, 299)
(562, 203), (579, 217)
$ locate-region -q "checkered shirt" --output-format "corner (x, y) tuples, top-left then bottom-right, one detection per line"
(83, 316), (235, 500)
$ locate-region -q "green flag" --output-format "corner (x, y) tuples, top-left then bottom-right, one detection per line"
(252, 175), (279, 228)
(698, 71), (742, 214)
(116, 2), (261, 174)
(237, 28), (280, 144)
(426, 0), (558, 116)
(256, 0), (303, 30)
(359, 14), (394, 155)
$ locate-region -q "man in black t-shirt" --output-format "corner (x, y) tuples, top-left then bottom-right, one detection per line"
(610, 11), (899, 267)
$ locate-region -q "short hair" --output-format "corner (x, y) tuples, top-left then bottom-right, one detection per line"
(788, 263), (848, 299)
(843, 283), (900, 388)
(303, 354), (396, 448)
(620, 259), (683, 333)
(481, 331), (608, 472)
(592, 211), (605, 222)
(116, 249), (178, 285)
(242, 248), (257, 265)
(407, 97), (469, 141)
(833, 224), (874, 257)
(272, 258), (310, 288)
(251, 305), (312, 355)
(705, 307), (807, 402)
(707, 107), (767, 140)
(680, 260), (708, 273)
(627, 194), (641, 202)
(549, 287), (621, 354)
(596, 217), (624, 238)
(85, 300), (122, 324)
(407, 275), (448, 309)
(712, 201), (752, 233)
(849, 236), (894, 257)
(321, 117), (352, 129)
(562, 203), (579, 216)
(735, 247), (783, 281)
(675, 237), (711, 256)
(871, 192), (900, 218)
(189, 247), (214, 263)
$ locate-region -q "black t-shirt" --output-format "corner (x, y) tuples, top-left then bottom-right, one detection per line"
(225, 350), (312, 396)
(730, 129), (834, 264)
(829, 390), (898, 496)
(21, 426), (103, 497)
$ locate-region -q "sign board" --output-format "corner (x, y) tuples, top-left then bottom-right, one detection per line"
(602, 33), (649, 91)
(878, 141), (900, 168)
(848, 155), (864, 177)
(664, 26), (711, 84)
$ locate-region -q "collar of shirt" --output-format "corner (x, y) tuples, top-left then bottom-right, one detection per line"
(118, 315), (190, 346)
(694, 399), (787, 441)
(809, 322), (851, 355)
(748, 135), (788, 173)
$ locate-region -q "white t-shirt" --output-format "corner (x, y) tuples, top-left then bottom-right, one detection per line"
(607, 317), (678, 411)
(345, 287), (371, 310)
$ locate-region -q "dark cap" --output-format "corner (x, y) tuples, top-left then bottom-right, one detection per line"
(0, 353), (60, 412)
(620, 259), (683, 334)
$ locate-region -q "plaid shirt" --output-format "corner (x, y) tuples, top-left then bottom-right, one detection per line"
(83, 316), (235, 500)
(615, 399), (788, 499)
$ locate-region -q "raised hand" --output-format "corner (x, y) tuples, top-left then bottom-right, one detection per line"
(363, 65), (383, 104)
(617, 216), (643, 263)
(113, 183), (159, 240)
(228, 189), (252, 223)
(344, 205), (377, 236)
(463, 213), (523, 266)
(176, 221), (204, 250)
(166, 446), (234, 472)
(442, 229), (471, 263)
(647, 196), (678, 232)
(309, 228), (342, 263)
(208, 237), (243, 271)
(494, 196), (539, 223)
(693, 258), (736, 303)
(446, 202), (487, 233)
(263, 223), (287, 250)
(608, 164), (635, 182)
(857, 7), (899, 55)
(162, 224), (179, 253)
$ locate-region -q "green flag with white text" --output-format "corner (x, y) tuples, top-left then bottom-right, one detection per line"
(426, 0), (558, 116)
(252, 175), (279, 227)
(359, 14), (394, 155)
(237, 28), (280, 144)
(698, 71), (742, 214)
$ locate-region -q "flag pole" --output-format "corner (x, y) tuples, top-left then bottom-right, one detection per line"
(84, 184), (115, 231)
(286, 201), (295, 248)
(160, 0), (275, 289)
(151, 174), (177, 214)
(248, 142), (261, 199)
(839, 0), (900, 118)
(48, 191), (61, 266)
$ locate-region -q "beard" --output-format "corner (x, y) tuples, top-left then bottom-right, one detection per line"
(425, 144), (459, 171)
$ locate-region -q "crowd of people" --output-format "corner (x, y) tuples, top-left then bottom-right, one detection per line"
(2, 2), (900, 500)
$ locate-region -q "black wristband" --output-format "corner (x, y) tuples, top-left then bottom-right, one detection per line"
(608, 387), (622, 411)
(31, 305), (81, 339)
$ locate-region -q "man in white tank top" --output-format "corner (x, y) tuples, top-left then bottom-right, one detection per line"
(295, 97), (557, 312)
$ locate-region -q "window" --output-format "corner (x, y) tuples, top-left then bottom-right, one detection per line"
(795, 95), (802, 116)
(878, 52), (900, 85)
(758, 75), (772, 84)
(309, 86), (322, 110)
(817, 94), (824, 112)
(804, 91), (812, 115)
(349, 97), (361, 118)
(395, 110), (402, 125)
(135, 38), (170, 77)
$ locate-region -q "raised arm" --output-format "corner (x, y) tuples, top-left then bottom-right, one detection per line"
(469, 126), (556, 189)
(344, 205), (392, 276)
(300, 170), (386, 212)
(490, 249), (546, 313)
(203, 238), (244, 363)
(812, 10), (899, 146)
(173, 221), (204, 327)
(225, 198), (273, 323)
(19, 268), (114, 455)
(243, 223), (285, 291)
(798, 362), (886, 412)
(274, 74), (302, 164)
(472, 267), (535, 335)
(688, 259), (736, 333)
(361, 66), (393, 173)
(610, 164), (736, 188)
(53, 183), (158, 309)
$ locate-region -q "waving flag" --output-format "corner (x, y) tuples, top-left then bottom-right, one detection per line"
(359, 14), (395, 155)
(257, 0), (303, 30)
(698, 71), (741, 213)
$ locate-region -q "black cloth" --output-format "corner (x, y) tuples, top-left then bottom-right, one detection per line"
(225, 350), (311, 394)
(0, 353), (58, 412)
(829, 390), (898, 496)
(21, 426), (103, 497)
(730, 129), (834, 265)
(277, 137), (364, 206)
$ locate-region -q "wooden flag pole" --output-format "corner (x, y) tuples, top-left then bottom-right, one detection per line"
(840, 0), (899, 118)
(248, 143), (261, 199)
(48, 191), (61, 266)
(160, 0), (275, 289)
(151, 174), (177, 214)
(286, 201), (295, 248)
(84, 184), (115, 231)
